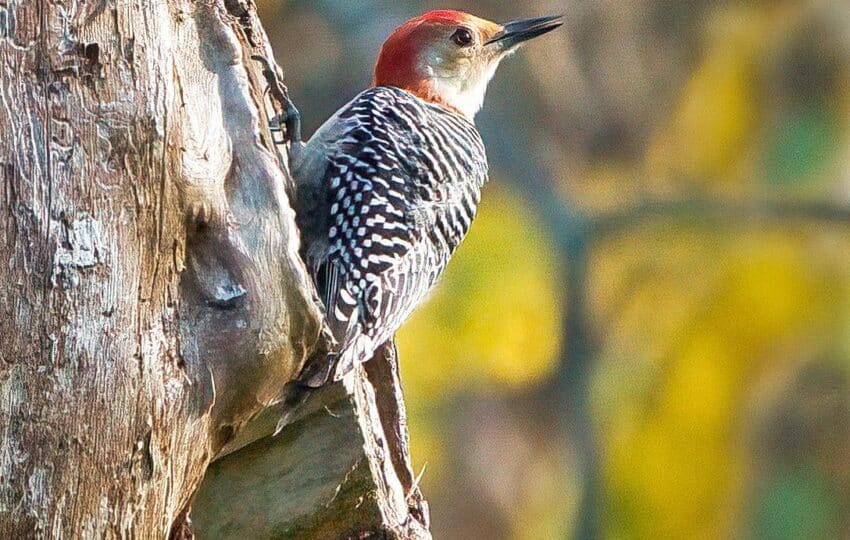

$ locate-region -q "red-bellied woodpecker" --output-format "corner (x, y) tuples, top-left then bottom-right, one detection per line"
(283, 10), (562, 401)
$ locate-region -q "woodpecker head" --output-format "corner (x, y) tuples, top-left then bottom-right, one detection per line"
(373, 10), (562, 119)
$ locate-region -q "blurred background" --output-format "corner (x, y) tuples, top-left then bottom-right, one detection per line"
(258, 0), (850, 538)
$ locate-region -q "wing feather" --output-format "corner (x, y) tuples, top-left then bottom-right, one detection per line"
(294, 86), (487, 380)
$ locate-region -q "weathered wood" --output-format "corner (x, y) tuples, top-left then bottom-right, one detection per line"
(193, 342), (431, 539)
(0, 1), (323, 536)
(0, 1), (430, 537)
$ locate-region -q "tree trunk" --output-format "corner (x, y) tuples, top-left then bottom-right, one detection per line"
(0, 1), (427, 537)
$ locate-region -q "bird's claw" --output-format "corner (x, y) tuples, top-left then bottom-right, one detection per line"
(269, 90), (301, 146)
(250, 54), (301, 146)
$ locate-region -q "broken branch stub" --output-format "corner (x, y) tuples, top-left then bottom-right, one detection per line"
(193, 342), (431, 539)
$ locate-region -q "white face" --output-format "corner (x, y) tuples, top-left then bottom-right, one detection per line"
(419, 27), (508, 119)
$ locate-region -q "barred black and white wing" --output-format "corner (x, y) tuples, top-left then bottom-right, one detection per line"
(293, 86), (488, 379)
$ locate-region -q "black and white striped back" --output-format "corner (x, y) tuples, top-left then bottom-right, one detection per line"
(294, 86), (488, 378)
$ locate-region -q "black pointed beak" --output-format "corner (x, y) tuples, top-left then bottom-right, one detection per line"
(486, 15), (563, 49)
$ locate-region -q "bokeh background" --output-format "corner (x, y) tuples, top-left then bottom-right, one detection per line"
(258, 1), (850, 538)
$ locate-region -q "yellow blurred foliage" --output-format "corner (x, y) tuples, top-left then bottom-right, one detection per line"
(644, 4), (805, 188)
(602, 231), (838, 539)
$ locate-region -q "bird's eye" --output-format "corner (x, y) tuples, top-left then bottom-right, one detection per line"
(452, 28), (474, 47)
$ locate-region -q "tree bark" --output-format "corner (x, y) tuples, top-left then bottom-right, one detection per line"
(0, 1), (426, 537)
(192, 342), (431, 539)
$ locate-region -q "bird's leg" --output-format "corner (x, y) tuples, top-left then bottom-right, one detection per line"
(273, 382), (314, 435)
(251, 54), (304, 163)
(270, 90), (301, 146)
(269, 91), (305, 165)
(274, 352), (337, 435)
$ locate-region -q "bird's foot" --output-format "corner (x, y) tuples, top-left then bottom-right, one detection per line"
(251, 54), (302, 146)
(269, 90), (302, 147)
(274, 381), (314, 435)
(273, 353), (337, 435)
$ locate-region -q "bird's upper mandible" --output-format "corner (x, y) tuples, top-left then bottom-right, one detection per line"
(372, 10), (562, 119)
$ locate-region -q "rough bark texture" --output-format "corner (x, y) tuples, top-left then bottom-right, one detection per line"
(193, 342), (430, 539)
(0, 1), (427, 537)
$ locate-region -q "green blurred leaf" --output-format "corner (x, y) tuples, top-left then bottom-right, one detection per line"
(751, 467), (839, 540)
(764, 102), (843, 187)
